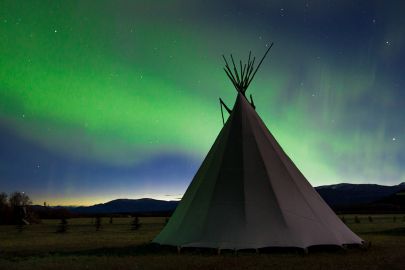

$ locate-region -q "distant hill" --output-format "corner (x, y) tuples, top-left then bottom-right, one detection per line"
(315, 182), (405, 208)
(369, 188), (405, 212)
(71, 198), (179, 215)
(32, 182), (405, 215)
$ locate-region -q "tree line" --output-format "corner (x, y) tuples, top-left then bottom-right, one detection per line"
(0, 191), (33, 225)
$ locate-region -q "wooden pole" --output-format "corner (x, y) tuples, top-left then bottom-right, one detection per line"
(219, 98), (225, 125)
(246, 43), (274, 88)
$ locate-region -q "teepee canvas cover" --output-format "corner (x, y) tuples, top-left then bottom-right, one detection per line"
(153, 45), (363, 249)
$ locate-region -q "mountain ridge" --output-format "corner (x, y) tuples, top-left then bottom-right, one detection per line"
(32, 182), (405, 215)
(315, 182), (405, 207)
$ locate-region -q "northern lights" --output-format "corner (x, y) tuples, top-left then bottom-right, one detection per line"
(1, 1), (404, 205)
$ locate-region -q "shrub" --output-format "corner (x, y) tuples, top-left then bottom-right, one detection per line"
(95, 216), (102, 231)
(131, 216), (141, 231)
(56, 218), (68, 233)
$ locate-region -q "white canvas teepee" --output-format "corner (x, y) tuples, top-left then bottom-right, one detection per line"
(153, 45), (363, 250)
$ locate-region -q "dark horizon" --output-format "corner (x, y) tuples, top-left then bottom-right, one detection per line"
(12, 181), (404, 207)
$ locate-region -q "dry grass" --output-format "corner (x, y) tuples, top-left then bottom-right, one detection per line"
(1, 215), (405, 270)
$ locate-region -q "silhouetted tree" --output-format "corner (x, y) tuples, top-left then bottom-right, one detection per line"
(57, 217), (68, 233)
(131, 216), (140, 231)
(0, 192), (7, 206)
(95, 216), (102, 231)
(1, 192), (34, 225)
(368, 216), (373, 223)
(8, 192), (32, 225)
(8, 192), (31, 208)
(354, 216), (360, 223)
(341, 216), (346, 224)
(0, 192), (38, 225)
(109, 216), (113, 224)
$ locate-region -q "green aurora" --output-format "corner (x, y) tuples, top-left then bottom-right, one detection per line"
(1, 1), (404, 205)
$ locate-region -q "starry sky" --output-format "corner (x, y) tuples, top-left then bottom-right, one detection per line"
(1, 0), (404, 206)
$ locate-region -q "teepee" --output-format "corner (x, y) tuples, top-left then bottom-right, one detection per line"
(153, 44), (363, 250)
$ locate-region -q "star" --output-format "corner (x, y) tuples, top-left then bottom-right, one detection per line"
(54, 29), (58, 33)
(392, 137), (396, 141)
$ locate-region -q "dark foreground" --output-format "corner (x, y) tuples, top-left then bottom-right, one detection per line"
(1, 215), (404, 270)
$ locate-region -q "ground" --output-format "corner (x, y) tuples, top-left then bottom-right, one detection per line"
(0, 215), (404, 270)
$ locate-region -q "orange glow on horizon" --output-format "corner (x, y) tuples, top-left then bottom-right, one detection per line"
(32, 193), (183, 206)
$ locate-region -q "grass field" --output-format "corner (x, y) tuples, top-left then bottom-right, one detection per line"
(1, 215), (405, 270)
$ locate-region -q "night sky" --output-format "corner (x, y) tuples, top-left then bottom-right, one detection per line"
(1, 1), (404, 206)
